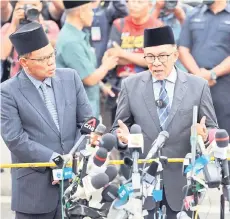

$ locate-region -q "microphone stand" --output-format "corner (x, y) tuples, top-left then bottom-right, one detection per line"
(154, 149), (168, 219)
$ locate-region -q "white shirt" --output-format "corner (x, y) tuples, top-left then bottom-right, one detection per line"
(152, 67), (177, 108)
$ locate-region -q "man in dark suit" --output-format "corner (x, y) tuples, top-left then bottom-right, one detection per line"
(111, 26), (218, 219)
(1, 22), (93, 219)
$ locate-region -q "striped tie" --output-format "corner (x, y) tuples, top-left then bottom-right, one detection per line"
(40, 83), (59, 131)
(157, 80), (170, 130)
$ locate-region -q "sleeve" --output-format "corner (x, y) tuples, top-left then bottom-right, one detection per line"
(1, 86), (54, 164)
(62, 42), (95, 80)
(110, 79), (134, 139)
(73, 69), (94, 123)
(178, 15), (192, 49)
(107, 19), (122, 49)
(198, 81), (218, 129)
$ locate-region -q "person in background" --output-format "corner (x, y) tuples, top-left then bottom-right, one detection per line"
(1, 0), (13, 26)
(179, 0), (230, 138)
(56, 0), (118, 119)
(1, 21), (92, 219)
(0, 0), (60, 81)
(47, 0), (64, 26)
(105, 0), (163, 122)
(152, 0), (193, 71)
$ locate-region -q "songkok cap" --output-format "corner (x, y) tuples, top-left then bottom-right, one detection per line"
(144, 26), (175, 48)
(9, 22), (49, 56)
(63, 0), (93, 9)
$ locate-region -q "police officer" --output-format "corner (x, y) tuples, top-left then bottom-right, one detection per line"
(178, 0), (230, 136)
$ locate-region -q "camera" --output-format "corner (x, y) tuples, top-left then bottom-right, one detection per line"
(164, 0), (178, 10)
(23, 4), (40, 22)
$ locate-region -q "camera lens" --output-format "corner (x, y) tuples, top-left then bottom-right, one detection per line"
(24, 5), (40, 21)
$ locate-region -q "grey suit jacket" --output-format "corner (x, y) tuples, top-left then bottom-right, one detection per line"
(1, 68), (93, 214)
(111, 69), (218, 211)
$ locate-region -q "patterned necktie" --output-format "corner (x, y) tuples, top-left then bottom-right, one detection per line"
(40, 83), (59, 131)
(157, 80), (170, 130)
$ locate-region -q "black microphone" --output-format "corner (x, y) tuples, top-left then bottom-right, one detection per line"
(143, 161), (159, 184)
(101, 184), (119, 203)
(90, 123), (106, 147)
(93, 147), (108, 167)
(69, 117), (100, 156)
(105, 165), (118, 183)
(155, 99), (167, 109)
(99, 133), (117, 152)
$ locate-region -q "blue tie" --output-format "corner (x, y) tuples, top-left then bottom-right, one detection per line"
(157, 80), (170, 130)
(40, 83), (60, 131)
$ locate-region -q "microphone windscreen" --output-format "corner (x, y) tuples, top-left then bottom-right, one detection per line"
(105, 165), (118, 182)
(91, 173), (109, 189)
(99, 133), (117, 152)
(147, 161), (158, 176)
(95, 123), (106, 135)
(208, 129), (217, 143)
(93, 147), (108, 167)
(101, 184), (119, 202)
(215, 129), (229, 148)
(130, 124), (142, 134)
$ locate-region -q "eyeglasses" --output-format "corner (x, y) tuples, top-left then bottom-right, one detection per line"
(144, 52), (174, 64)
(25, 49), (57, 63)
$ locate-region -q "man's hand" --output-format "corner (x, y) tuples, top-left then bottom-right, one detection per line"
(193, 116), (208, 141)
(101, 51), (118, 71)
(155, 0), (165, 10)
(116, 120), (130, 144)
(198, 68), (217, 87)
(100, 83), (115, 97)
(107, 42), (125, 58)
(11, 6), (25, 27)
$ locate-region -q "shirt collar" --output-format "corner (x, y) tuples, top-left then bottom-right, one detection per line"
(25, 71), (52, 89)
(152, 67), (177, 84)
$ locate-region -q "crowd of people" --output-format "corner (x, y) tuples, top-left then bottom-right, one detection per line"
(0, 1), (230, 219)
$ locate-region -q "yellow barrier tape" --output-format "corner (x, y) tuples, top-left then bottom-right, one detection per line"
(0, 157), (230, 168)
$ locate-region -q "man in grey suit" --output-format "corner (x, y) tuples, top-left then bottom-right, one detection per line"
(111, 26), (218, 219)
(1, 22), (93, 219)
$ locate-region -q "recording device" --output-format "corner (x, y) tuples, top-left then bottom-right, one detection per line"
(98, 133), (117, 152)
(105, 165), (118, 183)
(19, 4), (40, 25)
(129, 124), (143, 196)
(101, 184), (119, 203)
(90, 123), (106, 148)
(164, 0), (178, 10)
(155, 99), (167, 109)
(145, 131), (169, 159)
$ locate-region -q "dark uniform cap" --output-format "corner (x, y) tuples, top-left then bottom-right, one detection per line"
(144, 26), (175, 48)
(63, 0), (93, 9)
(9, 22), (49, 56)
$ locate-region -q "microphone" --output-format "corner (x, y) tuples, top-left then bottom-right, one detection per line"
(90, 123), (106, 148)
(143, 161), (159, 184)
(93, 147), (108, 167)
(145, 131), (169, 159)
(105, 165), (118, 183)
(101, 184), (119, 203)
(214, 129), (229, 160)
(82, 172), (109, 200)
(129, 124), (143, 196)
(176, 211), (192, 219)
(68, 117), (100, 156)
(99, 133), (117, 152)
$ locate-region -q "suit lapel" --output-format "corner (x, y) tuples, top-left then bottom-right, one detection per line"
(142, 71), (161, 132)
(52, 75), (65, 136)
(18, 70), (60, 137)
(165, 69), (188, 129)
